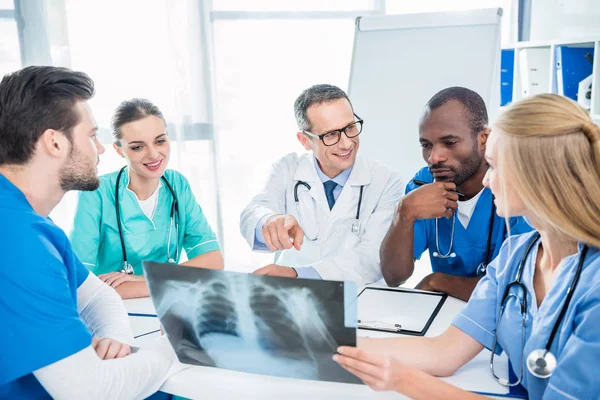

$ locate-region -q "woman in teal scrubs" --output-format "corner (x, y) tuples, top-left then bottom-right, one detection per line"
(70, 98), (223, 299)
(334, 94), (600, 399)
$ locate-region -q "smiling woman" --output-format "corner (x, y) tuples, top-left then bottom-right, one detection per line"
(69, 98), (224, 299)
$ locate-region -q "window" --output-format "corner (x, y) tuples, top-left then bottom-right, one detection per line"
(48, 0), (220, 246)
(212, 0), (375, 12)
(64, 0), (188, 130)
(212, 16), (359, 270)
(0, 1), (20, 79)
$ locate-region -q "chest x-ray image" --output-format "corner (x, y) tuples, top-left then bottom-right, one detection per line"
(143, 261), (360, 384)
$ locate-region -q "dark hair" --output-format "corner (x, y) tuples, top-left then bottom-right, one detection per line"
(294, 84), (352, 131)
(425, 86), (488, 135)
(0, 66), (94, 165)
(111, 98), (166, 146)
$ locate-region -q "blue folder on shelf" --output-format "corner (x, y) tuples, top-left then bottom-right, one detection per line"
(555, 46), (594, 101)
(500, 49), (514, 106)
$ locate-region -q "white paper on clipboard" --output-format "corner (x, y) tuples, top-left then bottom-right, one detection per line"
(357, 288), (445, 333)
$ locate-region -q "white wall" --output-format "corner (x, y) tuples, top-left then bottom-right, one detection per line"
(530, 0), (600, 41)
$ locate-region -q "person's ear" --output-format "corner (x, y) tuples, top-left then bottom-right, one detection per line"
(479, 127), (491, 147)
(113, 143), (125, 158)
(296, 132), (312, 152)
(40, 129), (69, 158)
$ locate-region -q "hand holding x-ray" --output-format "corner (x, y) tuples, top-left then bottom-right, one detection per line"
(334, 346), (405, 391)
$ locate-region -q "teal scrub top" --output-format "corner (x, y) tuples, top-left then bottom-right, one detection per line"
(70, 168), (220, 275)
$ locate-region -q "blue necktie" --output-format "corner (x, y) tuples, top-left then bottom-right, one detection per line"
(323, 180), (338, 210)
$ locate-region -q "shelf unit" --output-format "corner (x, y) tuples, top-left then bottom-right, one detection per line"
(503, 37), (600, 123)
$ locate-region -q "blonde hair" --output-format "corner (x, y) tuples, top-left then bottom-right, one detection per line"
(494, 93), (600, 248)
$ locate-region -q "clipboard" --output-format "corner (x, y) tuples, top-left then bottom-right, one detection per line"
(357, 287), (447, 336)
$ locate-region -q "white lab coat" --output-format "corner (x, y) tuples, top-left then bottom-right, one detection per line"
(240, 152), (404, 285)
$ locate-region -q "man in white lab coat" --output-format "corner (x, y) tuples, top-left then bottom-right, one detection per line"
(239, 84), (403, 285)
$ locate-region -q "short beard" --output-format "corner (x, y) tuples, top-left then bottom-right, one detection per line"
(59, 146), (100, 192)
(453, 140), (482, 186)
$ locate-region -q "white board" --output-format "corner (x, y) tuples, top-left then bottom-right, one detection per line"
(349, 8), (502, 184)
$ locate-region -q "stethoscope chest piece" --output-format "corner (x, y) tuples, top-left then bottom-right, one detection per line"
(432, 251), (456, 258)
(121, 262), (134, 275)
(477, 262), (488, 277)
(526, 349), (557, 379)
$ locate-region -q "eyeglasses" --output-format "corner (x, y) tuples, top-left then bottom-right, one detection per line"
(303, 114), (363, 146)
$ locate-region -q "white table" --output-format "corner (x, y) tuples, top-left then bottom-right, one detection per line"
(124, 290), (516, 399)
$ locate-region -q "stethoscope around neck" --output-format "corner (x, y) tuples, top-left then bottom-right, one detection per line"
(115, 166), (180, 275)
(433, 196), (497, 277)
(293, 180), (364, 241)
(490, 232), (588, 386)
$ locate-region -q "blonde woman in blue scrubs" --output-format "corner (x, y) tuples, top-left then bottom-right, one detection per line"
(70, 98), (223, 299)
(334, 94), (600, 399)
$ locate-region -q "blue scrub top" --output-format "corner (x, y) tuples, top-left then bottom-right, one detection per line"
(406, 167), (533, 276)
(70, 168), (220, 275)
(0, 175), (92, 399)
(453, 231), (600, 399)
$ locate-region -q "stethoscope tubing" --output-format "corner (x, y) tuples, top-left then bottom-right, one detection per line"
(293, 180), (364, 240)
(490, 232), (588, 384)
(115, 166), (180, 273)
(433, 196), (497, 277)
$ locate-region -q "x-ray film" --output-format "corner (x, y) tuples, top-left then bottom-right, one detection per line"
(143, 261), (360, 384)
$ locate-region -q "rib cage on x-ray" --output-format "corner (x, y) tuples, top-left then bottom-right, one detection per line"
(190, 274), (338, 365)
(155, 273), (339, 376)
(249, 279), (338, 360)
(196, 280), (239, 338)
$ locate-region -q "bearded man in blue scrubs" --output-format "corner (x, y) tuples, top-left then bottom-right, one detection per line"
(380, 87), (533, 301)
(0, 66), (175, 398)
